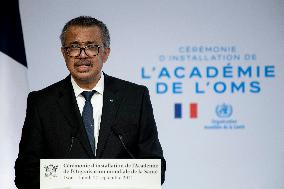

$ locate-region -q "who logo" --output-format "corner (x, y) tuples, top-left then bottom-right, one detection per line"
(215, 103), (233, 118)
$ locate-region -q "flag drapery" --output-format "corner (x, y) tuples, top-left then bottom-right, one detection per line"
(0, 0), (28, 188)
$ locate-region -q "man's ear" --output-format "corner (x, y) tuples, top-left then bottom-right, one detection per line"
(61, 47), (66, 57)
(102, 48), (111, 63)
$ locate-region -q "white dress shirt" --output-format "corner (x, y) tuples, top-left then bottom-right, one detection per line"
(70, 73), (104, 153)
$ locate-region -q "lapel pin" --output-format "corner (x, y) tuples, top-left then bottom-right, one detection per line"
(109, 99), (114, 103)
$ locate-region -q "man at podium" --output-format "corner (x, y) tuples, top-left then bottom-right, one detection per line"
(15, 16), (166, 189)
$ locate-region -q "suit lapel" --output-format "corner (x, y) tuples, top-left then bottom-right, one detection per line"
(56, 76), (95, 158)
(96, 74), (122, 157)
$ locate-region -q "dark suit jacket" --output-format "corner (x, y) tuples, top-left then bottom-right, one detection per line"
(15, 74), (166, 188)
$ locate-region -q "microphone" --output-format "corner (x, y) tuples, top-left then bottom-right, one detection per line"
(67, 136), (75, 154)
(65, 127), (79, 157)
(112, 127), (135, 159)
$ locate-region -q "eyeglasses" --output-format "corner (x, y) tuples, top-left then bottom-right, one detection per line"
(63, 44), (101, 57)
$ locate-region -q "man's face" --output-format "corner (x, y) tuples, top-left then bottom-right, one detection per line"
(61, 25), (110, 85)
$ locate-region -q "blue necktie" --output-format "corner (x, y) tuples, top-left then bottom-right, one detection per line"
(81, 90), (96, 154)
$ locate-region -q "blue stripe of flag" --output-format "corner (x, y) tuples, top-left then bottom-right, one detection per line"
(174, 103), (182, 118)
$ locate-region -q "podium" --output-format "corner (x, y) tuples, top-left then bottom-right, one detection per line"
(40, 159), (161, 189)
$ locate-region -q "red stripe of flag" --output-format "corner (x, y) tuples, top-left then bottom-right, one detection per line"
(190, 103), (198, 118)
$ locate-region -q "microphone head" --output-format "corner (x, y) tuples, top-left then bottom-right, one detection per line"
(111, 126), (122, 136)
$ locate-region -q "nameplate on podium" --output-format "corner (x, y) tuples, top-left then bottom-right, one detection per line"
(40, 159), (161, 189)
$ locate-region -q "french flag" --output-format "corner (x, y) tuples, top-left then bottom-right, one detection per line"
(0, 1), (28, 188)
(174, 103), (198, 119)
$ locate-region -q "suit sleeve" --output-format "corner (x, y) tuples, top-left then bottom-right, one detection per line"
(137, 87), (166, 184)
(15, 92), (43, 189)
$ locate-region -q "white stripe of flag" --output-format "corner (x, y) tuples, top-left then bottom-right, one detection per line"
(0, 1), (28, 188)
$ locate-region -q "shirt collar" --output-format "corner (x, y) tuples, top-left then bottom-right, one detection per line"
(71, 72), (104, 98)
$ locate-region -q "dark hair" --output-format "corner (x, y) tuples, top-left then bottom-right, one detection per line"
(60, 16), (110, 48)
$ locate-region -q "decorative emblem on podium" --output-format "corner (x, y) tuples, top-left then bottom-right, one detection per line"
(44, 164), (58, 178)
